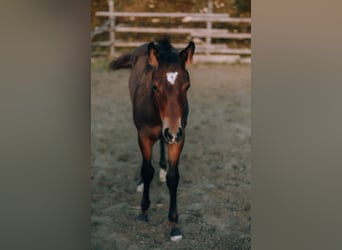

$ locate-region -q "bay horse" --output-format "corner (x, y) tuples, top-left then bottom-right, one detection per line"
(110, 38), (195, 241)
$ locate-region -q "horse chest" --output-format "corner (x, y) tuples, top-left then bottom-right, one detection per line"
(133, 100), (161, 134)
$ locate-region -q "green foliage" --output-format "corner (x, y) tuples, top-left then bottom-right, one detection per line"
(235, 0), (251, 16)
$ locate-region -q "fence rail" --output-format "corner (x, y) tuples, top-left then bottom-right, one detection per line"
(92, 0), (251, 63)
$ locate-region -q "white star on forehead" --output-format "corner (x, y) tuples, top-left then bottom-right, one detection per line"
(166, 72), (178, 85)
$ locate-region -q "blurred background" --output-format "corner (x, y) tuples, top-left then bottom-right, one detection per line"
(91, 0), (251, 64)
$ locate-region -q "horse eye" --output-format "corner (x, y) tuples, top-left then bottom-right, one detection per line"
(185, 84), (191, 91)
(152, 85), (159, 92)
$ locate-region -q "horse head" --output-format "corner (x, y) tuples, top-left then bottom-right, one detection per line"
(148, 41), (195, 144)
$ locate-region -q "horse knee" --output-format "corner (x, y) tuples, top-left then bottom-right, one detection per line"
(141, 163), (154, 183)
(166, 171), (179, 188)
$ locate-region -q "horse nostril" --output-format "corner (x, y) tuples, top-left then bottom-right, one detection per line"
(163, 128), (183, 144)
(163, 128), (182, 144)
(163, 128), (173, 142)
(177, 128), (183, 139)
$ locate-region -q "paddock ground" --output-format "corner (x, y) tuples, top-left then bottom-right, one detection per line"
(91, 63), (251, 249)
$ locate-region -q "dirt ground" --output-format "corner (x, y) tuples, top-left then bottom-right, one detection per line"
(91, 63), (251, 250)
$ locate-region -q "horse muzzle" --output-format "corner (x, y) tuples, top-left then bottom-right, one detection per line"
(163, 127), (183, 144)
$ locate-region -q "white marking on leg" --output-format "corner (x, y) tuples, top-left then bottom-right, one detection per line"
(170, 235), (183, 241)
(136, 183), (144, 192)
(159, 168), (167, 182)
(166, 72), (178, 85)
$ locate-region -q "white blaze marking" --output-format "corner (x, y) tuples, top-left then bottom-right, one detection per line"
(166, 72), (178, 85)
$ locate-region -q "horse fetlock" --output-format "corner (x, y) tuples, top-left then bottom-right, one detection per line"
(141, 199), (151, 211)
(168, 211), (178, 223)
(159, 159), (167, 168)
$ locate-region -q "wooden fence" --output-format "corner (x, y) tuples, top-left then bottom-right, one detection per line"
(92, 0), (251, 63)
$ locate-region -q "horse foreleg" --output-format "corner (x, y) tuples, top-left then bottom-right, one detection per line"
(166, 139), (184, 241)
(137, 131), (154, 222)
(159, 137), (167, 182)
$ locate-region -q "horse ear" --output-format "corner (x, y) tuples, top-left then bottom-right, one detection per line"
(179, 41), (195, 67)
(148, 42), (159, 68)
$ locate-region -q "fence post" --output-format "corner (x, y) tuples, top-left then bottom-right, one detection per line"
(108, 0), (115, 58)
(206, 0), (213, 56)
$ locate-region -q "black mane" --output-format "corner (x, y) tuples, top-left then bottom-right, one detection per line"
(155, 37), (172, 49)
(154, 37), (180, 64)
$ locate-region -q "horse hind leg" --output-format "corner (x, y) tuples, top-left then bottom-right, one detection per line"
(159, 137), (167, 183)
(137, 159), (154, 221)
(136, 179), (144, 192)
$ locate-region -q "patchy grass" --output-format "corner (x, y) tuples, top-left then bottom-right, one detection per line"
(91, 57), (112, 71)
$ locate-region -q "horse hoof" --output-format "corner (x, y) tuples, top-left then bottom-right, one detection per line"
(170, 228), (183, 241)
(137, 213), (148, 222)
(136, 183), (144, 192)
